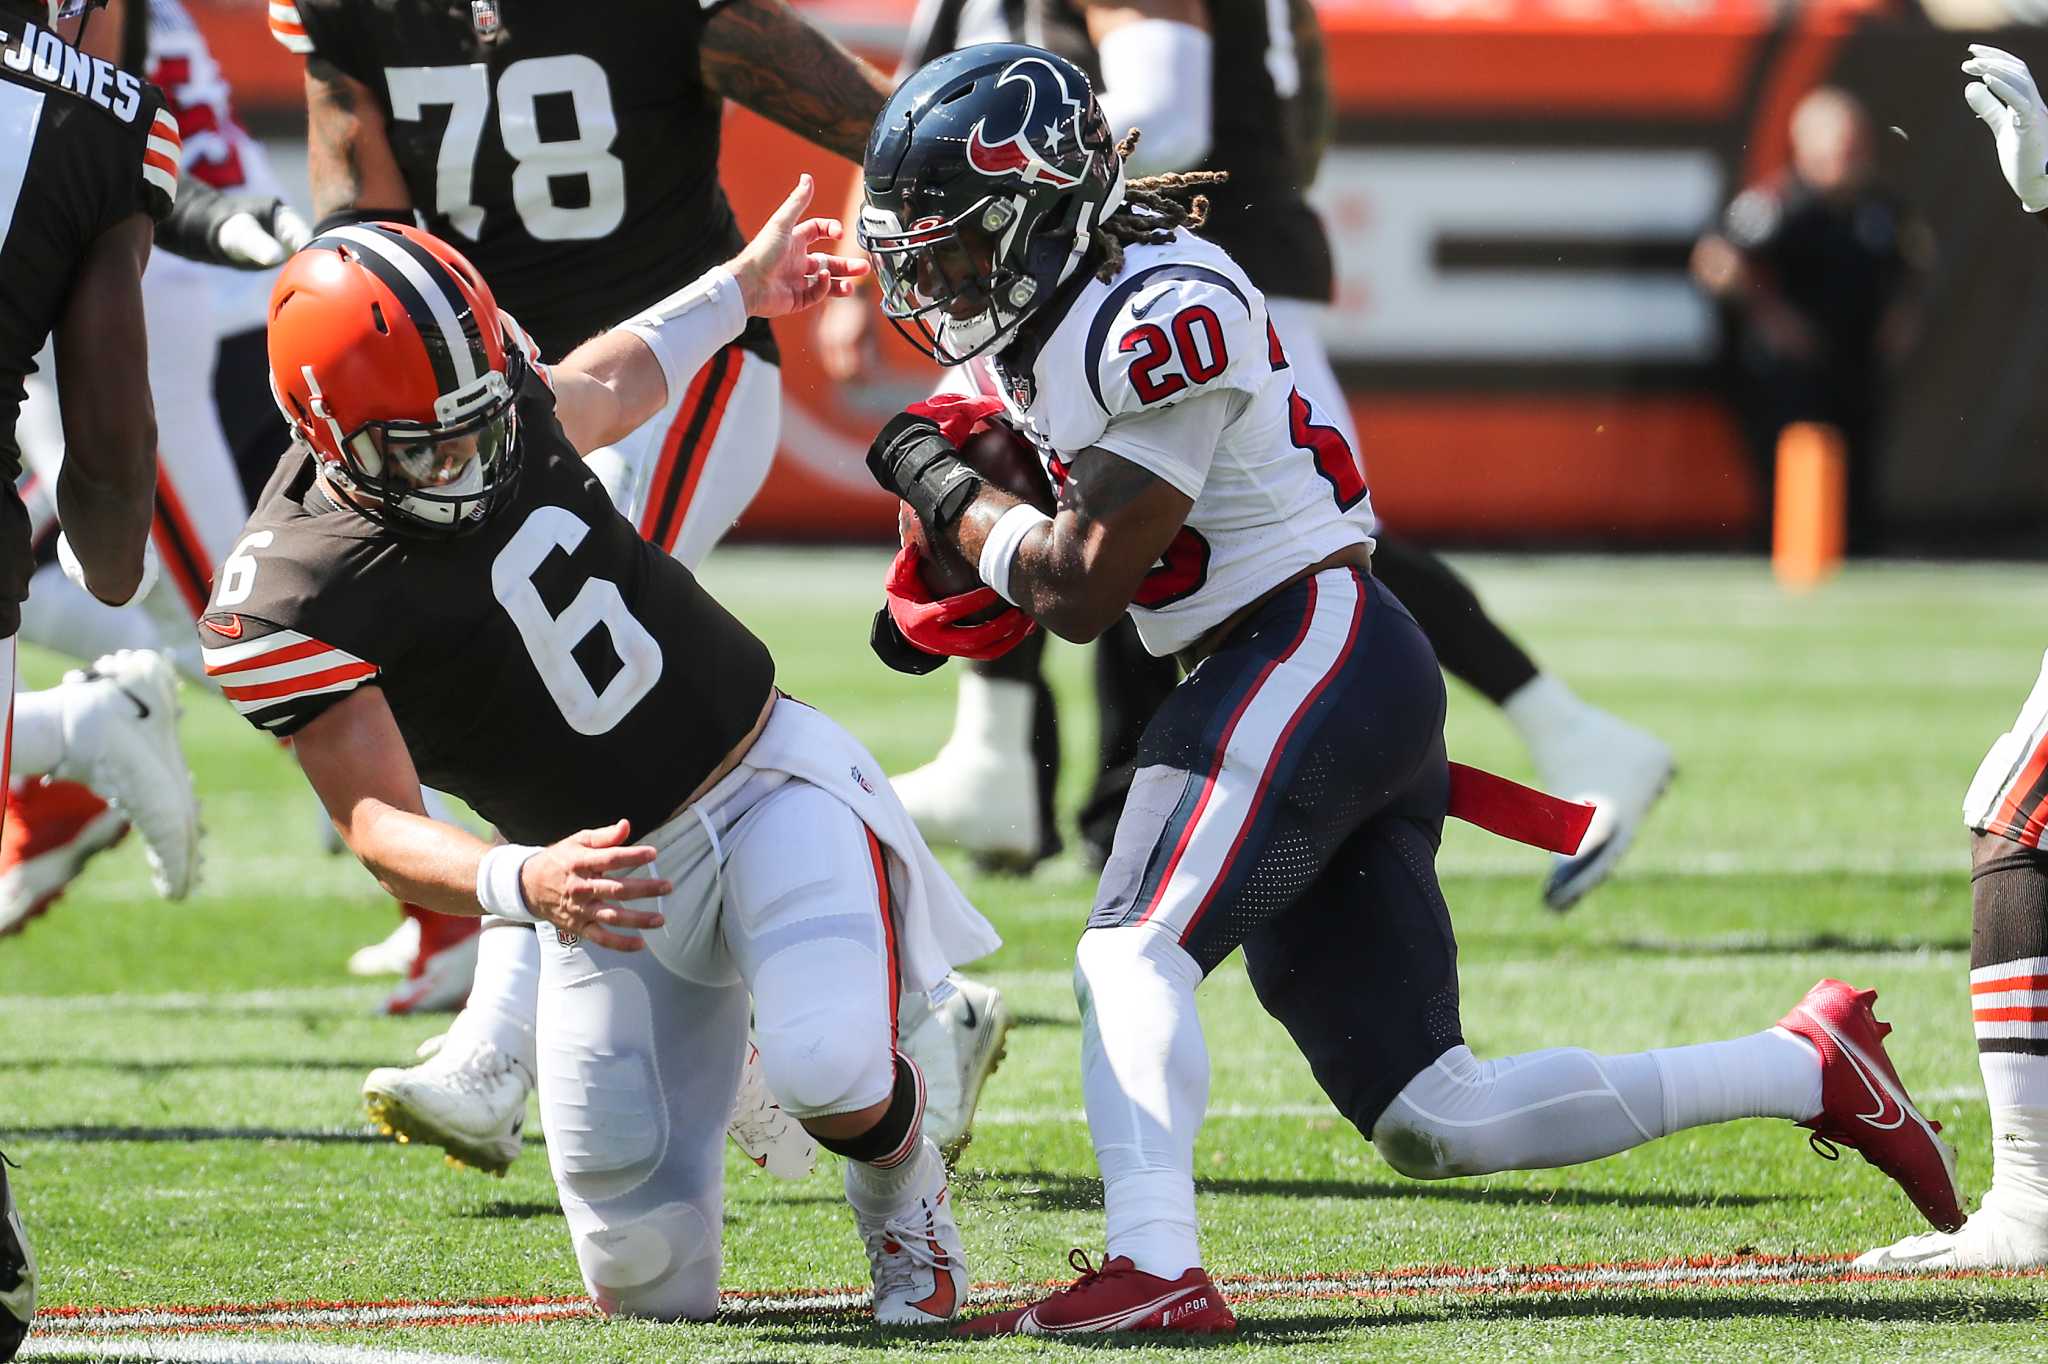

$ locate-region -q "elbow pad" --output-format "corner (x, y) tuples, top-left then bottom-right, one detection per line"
(1094, 20), (1214, 176)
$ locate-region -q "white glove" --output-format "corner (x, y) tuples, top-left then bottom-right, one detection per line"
(57, 532), (159, 610)
(1963, 44), (2048, 213)
(216, 201), (313, 269)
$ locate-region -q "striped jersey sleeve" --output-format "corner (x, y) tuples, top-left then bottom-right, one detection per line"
(199, 616), (378, 735)
(268, 0), (313, 54)
(140, 103), (182, 220)
(499, 312), (553, 390)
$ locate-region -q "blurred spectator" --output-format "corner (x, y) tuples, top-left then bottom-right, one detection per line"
(1691, 86), (1933, 553)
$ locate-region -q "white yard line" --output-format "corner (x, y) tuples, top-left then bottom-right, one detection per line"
(22, 1339), (499, 1363)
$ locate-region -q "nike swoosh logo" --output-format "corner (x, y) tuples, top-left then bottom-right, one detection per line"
(206, 614), (245, 639)
(959, 996), (978, 1030)
(1807, 1011), (1905, 1130)
(118, 687), (150, 721)
(906, 1210), (956, 1318)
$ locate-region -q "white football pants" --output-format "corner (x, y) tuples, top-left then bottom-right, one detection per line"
(537, 757), (899, 1319)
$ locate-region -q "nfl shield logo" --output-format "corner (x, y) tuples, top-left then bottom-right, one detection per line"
(470, 0), (502, 41)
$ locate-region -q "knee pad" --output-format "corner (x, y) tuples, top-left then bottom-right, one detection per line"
(1371, 1046), (1490, 1180)
(754, 985), (894, 1120)
(539, 968), (666, 1203)
(576, 1199), (720, 1322)
(1073, 924), (1199, 1018)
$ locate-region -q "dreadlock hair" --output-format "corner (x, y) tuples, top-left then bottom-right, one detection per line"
(1090, 129), (1232, 283)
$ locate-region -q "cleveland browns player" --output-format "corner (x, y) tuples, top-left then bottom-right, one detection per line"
(1856, 44), (2048, 1273)
(264, 0), (1010, 1164)
(821, 0), (1673, 915)
(861, 45), (1963, 1334)
(201, 181), (992, 1323)
(1, 0), (210, 1349)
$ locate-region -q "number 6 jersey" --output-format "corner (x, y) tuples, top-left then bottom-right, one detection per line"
(270, 0), (775, 368)
(198, 368), (775, 846)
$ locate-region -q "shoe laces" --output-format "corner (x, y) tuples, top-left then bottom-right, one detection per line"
(433, 1043), (526, 1096)
(1058, 1248), (1110, 1294)
(862, 1207), (945, 1300)
(1809, 1133), (1841, 1161)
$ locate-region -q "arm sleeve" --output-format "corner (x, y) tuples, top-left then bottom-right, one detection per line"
(1093, 19), (1214, 176)
(1090, 387), (1238, 501)
(198, 613), (380, 736)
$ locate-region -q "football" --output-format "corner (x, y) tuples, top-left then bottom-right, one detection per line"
(900, 415), (1055, 601)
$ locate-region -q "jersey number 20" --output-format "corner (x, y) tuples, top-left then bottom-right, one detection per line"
(387, 56), (625, 241)
(493, 506), (662, 735)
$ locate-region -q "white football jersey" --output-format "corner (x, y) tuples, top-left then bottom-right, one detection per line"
(990, 230), (1376, 656)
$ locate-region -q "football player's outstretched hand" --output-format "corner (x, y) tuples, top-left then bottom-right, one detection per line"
(519, 820), (670, 952)
(730, 174), (871, 318)
(1964, 45), (2048, 212)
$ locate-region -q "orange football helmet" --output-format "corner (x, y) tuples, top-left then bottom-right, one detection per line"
(267, 222), (522, 534)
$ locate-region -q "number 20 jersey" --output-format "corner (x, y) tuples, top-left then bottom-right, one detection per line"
(989, 230), (1375, 657)
(270, 0), (774, 367)
(197, 371), (776, 846)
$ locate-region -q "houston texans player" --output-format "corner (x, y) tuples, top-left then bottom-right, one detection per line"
(823, 0), (1672, 915)
(201, 180), (994, 1323)
(1857, 44), (2048, 1273)
(861, 45), (1965, 1333)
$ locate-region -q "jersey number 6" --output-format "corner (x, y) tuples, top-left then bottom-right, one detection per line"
(492, 506), (663, 735)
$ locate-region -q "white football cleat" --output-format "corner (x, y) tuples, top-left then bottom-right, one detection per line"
(363, 1033), (531, 1175)
(348, 915), (421, 977)
(891, 674), (1047, 871)
(900, 974), (1011, 1164)
(852, 1140), (967, 1325)
(1530, 704), (1673, 912)
(54, 651), (199, 900)
(1854, 1188), (2048, 1271)
(726, 1042), (818, 1180)
(1, 1152), (34, 1363)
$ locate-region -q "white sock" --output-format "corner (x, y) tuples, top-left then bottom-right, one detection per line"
(1500, 673), (1585, 751)
(946, 672), (1033, 761)
(1373, 1030), (1820, 1179)
(845, 1136), (939, 1217)
(447, 921), (541, 1078)
(1076, 926), (1206, 1280)
(1974, 954), (2048, 1210)
(1654, 1028), (1822, 1129)
(18, 564), (157, 672)
(11, 687), (67, 777)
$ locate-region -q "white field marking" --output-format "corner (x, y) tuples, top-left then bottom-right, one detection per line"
(33, 1254), (2048, 1337)
(21, 1339), (498, 1363)
(0, 986), (382, 1015)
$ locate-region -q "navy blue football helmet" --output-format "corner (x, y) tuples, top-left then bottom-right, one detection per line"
(860, 43), (1126, 365)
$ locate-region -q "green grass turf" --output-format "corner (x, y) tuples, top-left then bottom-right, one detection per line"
(5, 552), (2048, 1361)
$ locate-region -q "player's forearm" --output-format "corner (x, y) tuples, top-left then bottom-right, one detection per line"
(946, 491), (1142, 643)
(305, 59), (411, 220)
(701, 0), (889, 163)
(341, 801), (491, 918)
(54, 455), (155, 606)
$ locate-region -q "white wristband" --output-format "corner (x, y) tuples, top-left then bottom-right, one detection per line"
(616, 265), (747, 403)
(977, 503), (1052, 606)
(57, 532), (159, 609)
(476, 843), (543, 924)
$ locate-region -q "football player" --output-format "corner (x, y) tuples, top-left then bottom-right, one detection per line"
(0, 0), (202, 939)
(1857, 45), (2048, 1272)
(819, 0), (1673, 912)
(4, 0), (309, 936)
(1, 1148), (27, 1363)
(202, 183), (991, 1323)
(862, 46), (1963, 1333)
(265, 0), (1012, 1152)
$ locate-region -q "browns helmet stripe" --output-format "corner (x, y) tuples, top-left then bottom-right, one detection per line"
(318, 225), (487, 398)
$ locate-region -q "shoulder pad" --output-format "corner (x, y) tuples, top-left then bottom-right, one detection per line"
(1087, 264), (1264, 422)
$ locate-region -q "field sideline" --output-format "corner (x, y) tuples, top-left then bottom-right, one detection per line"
(5, 551), (2048, 1361)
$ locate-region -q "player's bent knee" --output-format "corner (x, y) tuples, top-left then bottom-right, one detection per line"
(757, 1022), (891, 1119)
(576, 1200), (721, 1322)
(1369, 1050), (1503, 1180)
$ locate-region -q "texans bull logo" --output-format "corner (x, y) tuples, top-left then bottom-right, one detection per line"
(965, 57), (1087, 189)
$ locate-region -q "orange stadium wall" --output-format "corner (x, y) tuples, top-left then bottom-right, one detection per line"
(188, 1), (2048, 548)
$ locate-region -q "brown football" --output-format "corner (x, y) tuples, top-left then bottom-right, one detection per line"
(900, 415), (1053, 610)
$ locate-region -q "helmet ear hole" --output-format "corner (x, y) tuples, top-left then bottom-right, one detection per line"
(369, 302), (390, 335)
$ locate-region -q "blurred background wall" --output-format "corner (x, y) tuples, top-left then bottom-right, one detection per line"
(181, 0), (2048, 551)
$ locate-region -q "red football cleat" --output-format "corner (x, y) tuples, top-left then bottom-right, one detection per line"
(1777, 978), (1965, 1233)
(381, 905), (480, 1015)
(958, 1250), (1236, 1337)
(0, 779), (129, 937)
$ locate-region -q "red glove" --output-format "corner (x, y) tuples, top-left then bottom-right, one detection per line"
(904, 392), (1008, 447)
(882, 543), (1037, 662)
